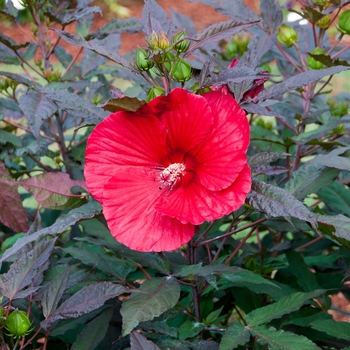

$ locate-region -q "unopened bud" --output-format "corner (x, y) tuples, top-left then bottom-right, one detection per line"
(135, 47), (154, 71)
(277, 25), (298, 47)
(170, 58), (192, 82)
(148, 31), (159, 50)
(5, 309), (32, 338)
(158, 32), (169, 49)
(307, 47), (326, 70)
(146, 86), (165, 102)
(316, 15), (331, 29)
(172, 30), (190, 53)
(337, 10), (350, 35)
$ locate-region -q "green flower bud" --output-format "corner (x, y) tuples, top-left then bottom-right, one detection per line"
(307, 47), (326, 70)
(172, 30), (190, 53)
(163, 51), (176, 72)
(277, 25), (298, 47)
(5, 309), (32, 339)
(158, 32), (169, 49)
(170, 58), (192, 82)
(337, 10), (350, 35)
(0, 307), (6, 328)
(148, 31), (159, 50)
(316, 15), (331, 29)
(135, 47), (154, 71)
(313, 0), (330, 7)
(146, 86), (165, 102)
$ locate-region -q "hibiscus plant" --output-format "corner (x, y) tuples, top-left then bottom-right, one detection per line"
(1, 0), (350, 348)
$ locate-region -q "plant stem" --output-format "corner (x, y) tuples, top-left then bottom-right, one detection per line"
(275, 42), (302, 73)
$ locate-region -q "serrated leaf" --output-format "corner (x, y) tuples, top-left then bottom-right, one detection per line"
(0, 239), (56, 300)
(41, 265), (76, 318)
(179, 320), (205, 341)
(0, 162), (28, 233)
(0, 32), (29, 50)
(309, 146), (350, 170)
(187, 19), (259, 55)
(130, 331), (161, 350)
(0, 71), (38, 87)
(47, 81), (103, 91)
(246, 290), (324, 326)
(247, 179), (317, 227)
(318, 181), (350, 216)
(71, 307), (114, 350)
(100, 96), (145, 113)
(243, 102), (286, 123)
(249, 152), (288, 167)
(219, 322), (250, 350)
(311, 319), (350, 340)
(41, 282), (130, 330)
(40, 87), (109, 126)
(174, 263), (242, 277)
(141, 0), (174, 36)
(94, 17), (143, 38)
(0, 201), (101, 263)
(54, 29), (133, 70)
(285, 250), (321, 292)
(260, 0), (283, 34)
(0, 43), (20, 65)
(208, 66), (267, 86)
(61, 6), (102, 25)
(0, 130), (22, 147)
(253, 66), (349, 101)
(285, 163), (340, 200)
(249, 325), (319, 350)
(121, 277), (180, 336)
(18, 90), (58, 139)
(21, 172), (87, 210)
(317, 214), (350, 240)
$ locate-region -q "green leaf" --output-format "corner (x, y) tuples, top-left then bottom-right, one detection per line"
(18, 89), (58, 139)
(219, 322), (250, 350)
(249, 325), (319, 350)
(311, 320), (350, 340)
(247, 179), (317, 227)
(187, 19), (260, 54)
(246, 290), (325, 326)
(54, 29), (134, 70)
(0, 130), (22, 147)
(71, 307), (114, 350)
(121, 277), (180, 336)
(285, 163), (340, 200)
(0, 201), (101, 263)
(41, 265), (76, 318)
(0, 162), (28, 233)
(204, 306), (223, 325)
(179, 320), (205, 341)
(130, 331), (161, 350)
(310, 146), (350, 170)
(0, 239), (56, 300)
(100, 97), (145, 113)
(21, 172), (87, 210)
(253, 66), (349, 101)
(40, 87), (109, 126)
(41, 282), (131, 330)
(318, 181), (350, 216)
(285, 250), (321, 292)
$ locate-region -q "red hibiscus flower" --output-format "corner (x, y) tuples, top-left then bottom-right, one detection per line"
(84, 88), (251, 252)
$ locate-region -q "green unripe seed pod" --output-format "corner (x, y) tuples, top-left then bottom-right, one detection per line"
(163, 51), (176, 72)
(337, 10), (350, 35)
(277, 25), (298, 47)
(146, 86), (165, 102)
(5, 309), (31, 338)
(172, 30), (190, 53)
(170, 58), (192, 82)
(316, 15), (331, 29)
(307, 47), (326, 70)
(135, 47), (154, 71)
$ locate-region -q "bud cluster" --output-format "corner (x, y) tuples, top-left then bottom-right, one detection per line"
(134, 30), (193, 100)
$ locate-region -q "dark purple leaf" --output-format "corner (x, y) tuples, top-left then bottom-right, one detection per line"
(309, 146), (350, 170)
(0, 162), (28, 233)
(130, 332), (161, 350)
(260, 0), (283, 34)
(62, 6), (102, 25)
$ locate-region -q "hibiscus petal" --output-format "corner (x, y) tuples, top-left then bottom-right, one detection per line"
(85, 111), (167, 203)
(156, 164), (251, 225)
(147, 88), (213, 162)
(102, 167), (194, 252)
(189, 91), (250, 191)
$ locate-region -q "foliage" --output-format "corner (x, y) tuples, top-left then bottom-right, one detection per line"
(0, 0), (350, 349)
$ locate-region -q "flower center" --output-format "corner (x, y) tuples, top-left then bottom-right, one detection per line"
(160, 163), (186, 188)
